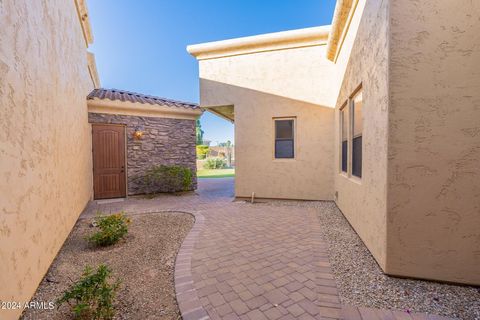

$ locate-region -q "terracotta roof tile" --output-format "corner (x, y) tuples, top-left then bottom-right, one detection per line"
(87, 88), (200, 110)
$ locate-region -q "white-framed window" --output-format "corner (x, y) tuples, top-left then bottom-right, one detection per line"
(351, 90), (363, 178)
(274, 118), (295, 159)
(339, 85), (363, 179)
(340, 102), (348, 173)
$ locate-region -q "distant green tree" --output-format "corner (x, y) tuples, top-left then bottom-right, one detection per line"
(196, 119), (204, 145)
(218, 140), (232, 147)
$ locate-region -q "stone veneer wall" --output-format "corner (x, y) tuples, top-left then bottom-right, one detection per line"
(88, 112), (197, 195)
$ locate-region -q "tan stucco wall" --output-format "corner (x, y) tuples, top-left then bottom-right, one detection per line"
(0, 1), (94, 318)
(386, 0), (480, 284)
(332, 0), (390, 270)
(199, 45), (336, 200)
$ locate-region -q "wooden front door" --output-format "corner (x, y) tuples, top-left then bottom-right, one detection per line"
(92, 124), (126, 199)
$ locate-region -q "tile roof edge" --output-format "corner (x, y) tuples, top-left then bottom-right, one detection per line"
(87, 88), (200, 110)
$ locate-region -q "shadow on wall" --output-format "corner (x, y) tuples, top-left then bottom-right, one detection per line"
(200, 78), (336, 112)
(200, 78), (335, 201)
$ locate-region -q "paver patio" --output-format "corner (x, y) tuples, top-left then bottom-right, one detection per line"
(84, 178), (455, 320)
(187, 202), (337, 320)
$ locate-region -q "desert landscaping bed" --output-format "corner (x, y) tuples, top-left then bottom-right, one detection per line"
(313, 201), (480, 320)
(22, 211), (194, 320)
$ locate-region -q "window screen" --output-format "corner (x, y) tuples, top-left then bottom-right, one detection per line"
(352, 91), (362, 178)
(275, 119), (294, 159)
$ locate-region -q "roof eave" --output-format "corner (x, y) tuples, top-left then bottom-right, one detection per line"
(87, 98), (202, 120)
(326, 0), (360, 62)
(87, 52), (100, 88)
(74, 0), (94, 46)
(205, 107), (234, 123)
(187, 26), (331, 60)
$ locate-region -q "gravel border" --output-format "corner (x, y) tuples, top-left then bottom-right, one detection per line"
(22, 211), (194, 320)
(312, 201), (480, 320)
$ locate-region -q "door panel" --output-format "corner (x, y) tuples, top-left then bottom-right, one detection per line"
(92, 124), (126, 199)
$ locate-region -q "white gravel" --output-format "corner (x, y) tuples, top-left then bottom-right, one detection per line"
(313, 201), (480, 320)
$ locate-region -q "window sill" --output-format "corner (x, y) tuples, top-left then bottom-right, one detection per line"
(339, 172), (362, 185)
(350, 175), (362, 185)
(273, 158), (296, 162)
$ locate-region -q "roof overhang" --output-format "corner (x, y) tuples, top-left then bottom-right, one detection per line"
(87, 52), (100, 88)
(326, 0), (360, 62)
(187, 26), (331, 60)
(203, 105), (234, 123)
(74, 0), (94, 47)
(87, 98), (203, 120)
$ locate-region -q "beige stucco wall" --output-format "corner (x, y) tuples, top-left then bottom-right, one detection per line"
(0, 1), (94, 318)
(332, 0), (390, 270)
(386, 0), (480, 284)
(199, 45), (336, 200)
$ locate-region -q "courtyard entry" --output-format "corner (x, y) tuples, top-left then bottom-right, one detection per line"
(88, 88), (202, 197)
(92, 124), (126, 199)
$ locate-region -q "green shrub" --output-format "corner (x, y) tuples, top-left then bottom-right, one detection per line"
(203, 157), (226, 169)
(56, 264), (119, 320)
(87, 213), (130, 247)
(143, 164), (193, 193)
(196, 145), (210, 159)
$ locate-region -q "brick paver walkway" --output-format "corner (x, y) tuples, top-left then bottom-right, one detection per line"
(190, 204), (340, 320)
(84, 178), (455, 320)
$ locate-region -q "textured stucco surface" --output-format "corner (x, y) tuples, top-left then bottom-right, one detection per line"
(0, 1), (93, 319)
(199, 45), (336, 200)
(88, 113), (198, 195)
(332, 0), (390, 270)
(387, 0), (480, 284)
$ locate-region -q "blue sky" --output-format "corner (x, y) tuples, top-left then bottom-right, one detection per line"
(87, 0), (337, 145)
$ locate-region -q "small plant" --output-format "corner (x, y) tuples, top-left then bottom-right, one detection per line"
(87, 213), (130, 247)
(143, 164), (193, 193)
(203, 157), (226, 169)
(196, 145), (210, 159)
(56, 264), (120, 320)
